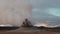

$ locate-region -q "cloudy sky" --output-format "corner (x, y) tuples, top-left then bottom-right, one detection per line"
(30, 0), (60, 26)
(0, 0), (60, 26)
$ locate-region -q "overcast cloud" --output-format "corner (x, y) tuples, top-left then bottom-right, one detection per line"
(30, 0), (60, 26)
(0, 0), (60, 26)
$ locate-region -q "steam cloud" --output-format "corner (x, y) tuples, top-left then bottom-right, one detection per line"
(0, 0), (32, 26)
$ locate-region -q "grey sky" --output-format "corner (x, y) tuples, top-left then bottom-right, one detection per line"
(30, 0), (60, 26)
(0, 0), (60, 26)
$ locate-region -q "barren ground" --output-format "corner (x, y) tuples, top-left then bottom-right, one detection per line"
(0, 28), (60, 34)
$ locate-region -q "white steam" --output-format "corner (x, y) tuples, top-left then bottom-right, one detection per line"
(0, 0), (32, 26)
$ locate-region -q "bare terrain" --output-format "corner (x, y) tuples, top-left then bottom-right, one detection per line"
(0, 27), (60, 34)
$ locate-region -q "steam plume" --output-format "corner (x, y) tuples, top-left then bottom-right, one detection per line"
(0, 0), (32, 26)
